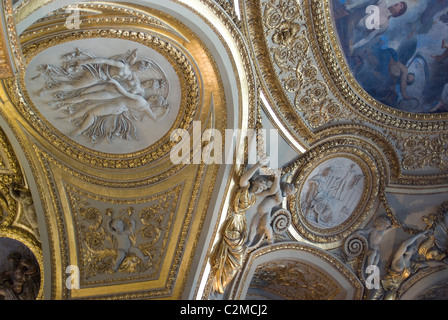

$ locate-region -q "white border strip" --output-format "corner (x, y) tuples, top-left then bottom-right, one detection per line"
(259, 91), (307, 154)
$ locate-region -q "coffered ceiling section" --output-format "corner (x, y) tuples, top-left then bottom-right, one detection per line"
(3, 2), (227, 299)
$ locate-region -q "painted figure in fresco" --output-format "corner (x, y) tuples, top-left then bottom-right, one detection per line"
(430, 83), (448, 112)
(212, 155), (283, 294)
(0, 252), (39, 300)
(333, 0), (448, 113)
(107, 213), (149, 272)
(340, 0), (408, 54)
(358, 46), (415, 107)
(432, 38), (448, 62)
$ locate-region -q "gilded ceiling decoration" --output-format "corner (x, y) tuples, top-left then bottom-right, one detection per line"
(0, 0), (447, 302)
(0, 1), (228, 300)
(0, 126), (43, 300)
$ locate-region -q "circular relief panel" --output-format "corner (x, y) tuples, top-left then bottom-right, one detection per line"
(290, 153), (378, 243)
(24, 37), (182, 155)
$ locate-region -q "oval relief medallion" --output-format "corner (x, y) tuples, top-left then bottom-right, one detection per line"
(291, 153), (378, 243)
(24, 38), (182, 154)
(300, 157), (364, 229)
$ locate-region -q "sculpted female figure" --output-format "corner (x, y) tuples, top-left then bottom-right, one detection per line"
(246, 171), (295, 247)
(379, 230), (431, 300)
(38, 48), (155, 97)
(60, 79), (168, 141)
(37, 48), (170, 143)
(212, 156), (280, 294)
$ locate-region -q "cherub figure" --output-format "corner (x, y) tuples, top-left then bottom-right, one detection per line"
(357, 215), (396, 267)
(106, 212), (149, 272)
(246, 170), (296, 247)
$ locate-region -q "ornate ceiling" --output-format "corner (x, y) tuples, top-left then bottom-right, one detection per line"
(0, 0), (447, 301)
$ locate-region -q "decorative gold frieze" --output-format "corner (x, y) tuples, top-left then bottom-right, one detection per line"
(387, 131), (448, 172)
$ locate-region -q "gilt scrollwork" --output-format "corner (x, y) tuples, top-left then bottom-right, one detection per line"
(343, 232), (367, 260)
(261, 0), (347, 128)
(70, 187), (180, 280)
(387, 131), (448, 172)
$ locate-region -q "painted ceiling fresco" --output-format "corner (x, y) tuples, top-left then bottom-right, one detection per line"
(332, 0), (448, 113)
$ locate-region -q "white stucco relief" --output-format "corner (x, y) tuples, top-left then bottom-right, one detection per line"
(25, 38), (181, 154)
(300, 157), (365, 229)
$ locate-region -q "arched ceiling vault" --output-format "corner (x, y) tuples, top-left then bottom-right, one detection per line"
(0, 0), (447, 301)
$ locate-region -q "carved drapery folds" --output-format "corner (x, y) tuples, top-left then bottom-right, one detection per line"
(0, 0), (24, 78)
(211, 155), (296, 294)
